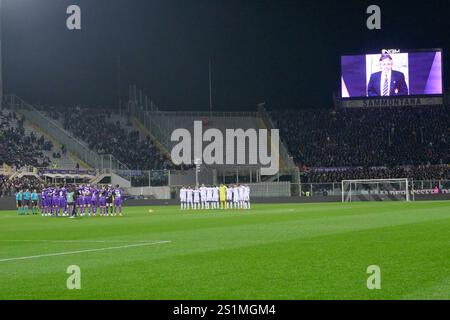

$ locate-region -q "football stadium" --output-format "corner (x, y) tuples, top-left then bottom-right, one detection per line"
(0, 0), (450, 305)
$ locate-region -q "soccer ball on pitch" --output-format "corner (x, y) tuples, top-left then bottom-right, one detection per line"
(148, 209), (154, 213)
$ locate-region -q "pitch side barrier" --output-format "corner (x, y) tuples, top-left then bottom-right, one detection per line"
(114, 193), (450, 206)
(2, 194), (450, 211)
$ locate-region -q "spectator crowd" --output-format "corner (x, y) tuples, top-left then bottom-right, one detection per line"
(272, 106), (450, 167)
(0, 110), (53, 169)
(272, 106), (450, 182)
(301, 165), (450, 183)
(60, 106), (183, 171)
(0, 175), (43, 197)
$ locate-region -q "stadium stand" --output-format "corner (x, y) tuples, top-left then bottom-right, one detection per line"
(37, 105), (180, 171)
(272, 106), (450, 167)
(271, 106), (450, 182)
(2, 91), (450, 194)
(0, 106), (80, 170)
(0, 109), (54, 169)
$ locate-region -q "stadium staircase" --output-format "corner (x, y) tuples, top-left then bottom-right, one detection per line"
(6, 170), (21, 181)
(15, 170), (43, 181)
(3, 94), (131, 183)
(129, 115), (172, 161)
(257, 105), (299, 184)
(126, 89), (264, 160)
(125, 91), (300, 184)
(130, 105), (262, 178)
(18, 115), (80, 169)
(89, 169), (131, 187)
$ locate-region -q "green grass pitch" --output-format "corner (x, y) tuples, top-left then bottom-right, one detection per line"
(0, 201), (449, 300)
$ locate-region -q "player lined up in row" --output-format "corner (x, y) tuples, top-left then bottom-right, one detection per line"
(179, 184), (251, 210)
(15, 184), (124, 218)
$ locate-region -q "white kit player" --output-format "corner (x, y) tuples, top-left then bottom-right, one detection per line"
(180, 186), (186, 210)
(244, 185), (251, 209)
(239, 184), (246, 209)
(226, 185), (233, 209)
(186, 186), (194, 209)
(193, 187), (200, 210)
(233, 184), (240, 209)
(212, 185), (219, 209)
(200, 184), (207, 209)
(206, 186), (213, 209)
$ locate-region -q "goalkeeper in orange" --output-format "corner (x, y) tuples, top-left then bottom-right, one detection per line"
(219, 184), (227, 210)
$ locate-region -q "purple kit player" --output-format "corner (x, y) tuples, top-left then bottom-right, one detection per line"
(91, 185), (99, 216)
(84, 185), (92, 216)
(41, 187), (47, 216)
(52, 187), (59, 216)
(46, 187), (53, 216)
(99, 186), (107, 216)
(113, 184), (124, 216)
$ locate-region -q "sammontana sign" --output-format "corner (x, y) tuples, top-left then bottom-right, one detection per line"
(342, 96), (443, 108)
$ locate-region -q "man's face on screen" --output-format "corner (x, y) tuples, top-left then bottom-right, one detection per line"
(380, 58), (393, 73)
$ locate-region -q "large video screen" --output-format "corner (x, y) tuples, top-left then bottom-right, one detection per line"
(341, 49), (442, 98)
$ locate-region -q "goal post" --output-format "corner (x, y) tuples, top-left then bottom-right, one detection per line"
(341, 178), (413, 202)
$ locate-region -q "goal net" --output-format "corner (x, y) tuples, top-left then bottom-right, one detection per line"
(341, 178), (412, 202)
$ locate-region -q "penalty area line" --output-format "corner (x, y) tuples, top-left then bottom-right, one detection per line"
(0, 240), (171, 263)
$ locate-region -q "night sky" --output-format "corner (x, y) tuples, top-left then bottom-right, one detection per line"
(2, 0), (449, 111)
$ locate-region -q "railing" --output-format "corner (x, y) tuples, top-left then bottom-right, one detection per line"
(129, 101), (172, 151)
(258, 105), (297, 169)
(148, 110), (258, 117)
(3, 94), (131, 180)
(257, 105), (299, 187)
(123, 169), (170, 187)
(121, 167), (297, 187)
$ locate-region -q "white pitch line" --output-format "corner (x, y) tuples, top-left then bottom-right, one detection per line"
(0, 240), (171, 263)
(0, 239), (166, 244)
